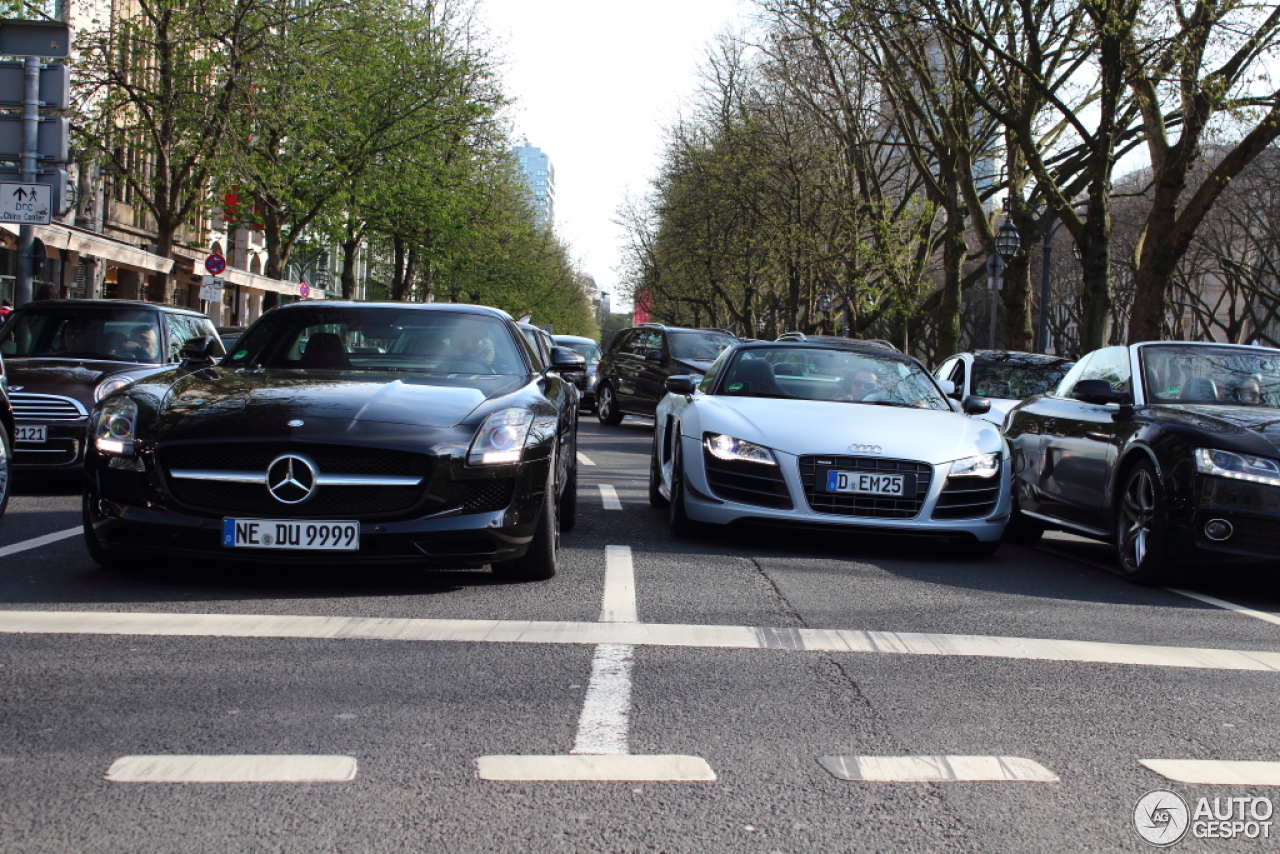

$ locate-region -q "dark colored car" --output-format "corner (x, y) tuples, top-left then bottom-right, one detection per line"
(934, 350), (1075, 427)
(216, 325), (248, 352)
(0, 351), (12, 520)
(776, 332), (900, 352)
(553, 334), (602, 411)
(596, 323), (738, 424)
(0, 300), (225, 472)
(83, 301), (584, 580)
(1004, 341), (1280, 583)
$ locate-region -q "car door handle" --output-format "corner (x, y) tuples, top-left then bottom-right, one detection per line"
(1085, 431), (1113, 442)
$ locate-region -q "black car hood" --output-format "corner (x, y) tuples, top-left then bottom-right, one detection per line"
(150, 369), (525, 432)
(1150, 404), (1280, 455)
(674, 358), (715, 374)
(7, 358), (163, 403)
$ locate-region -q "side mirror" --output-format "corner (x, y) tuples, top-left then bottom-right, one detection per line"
(961, 395), (992, 416)
(1072, 378), (1127, 405)
(179, 336), (218, 366)
(546, 346), (586, 373)
(665, 375), (696, 395)
(645, 349), (665, 364)
(937, 379), (957, 397)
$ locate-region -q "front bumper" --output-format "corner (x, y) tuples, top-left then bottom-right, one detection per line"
(679, 436), (1011, 543)
(84, 447), (551, 567)
(13, 421), (86, 470)
(1186, 475), (1280, 561)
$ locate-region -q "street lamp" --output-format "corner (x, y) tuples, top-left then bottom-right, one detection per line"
(995, 220), (1020, 260)
(1003, 196), (1087, 355)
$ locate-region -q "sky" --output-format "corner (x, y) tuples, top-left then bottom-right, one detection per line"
(479, 0), (754, 312)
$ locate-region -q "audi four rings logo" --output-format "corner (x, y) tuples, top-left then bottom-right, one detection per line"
(266, 454), (318, 504)
(849, 444), (882, 454)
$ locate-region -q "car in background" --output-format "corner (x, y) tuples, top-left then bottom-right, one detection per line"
(776, 332), (900, 352)
(596, 323), (738, 425)
(0, 300), (224, 472)
(0, 350), (12, 520)
(553, 334), (602, 411)
(216, 325), (248, 352)
(1003, 341), (1280, 583)
(649, 339), (1010, 555)
(933, 350), (1075, 426)
(83, 302), (584, 580)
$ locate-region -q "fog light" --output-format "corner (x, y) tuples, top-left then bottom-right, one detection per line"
(1204, 519), (1233, 541)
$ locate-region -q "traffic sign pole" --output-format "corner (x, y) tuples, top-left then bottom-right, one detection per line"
(16, 55), (38, 306)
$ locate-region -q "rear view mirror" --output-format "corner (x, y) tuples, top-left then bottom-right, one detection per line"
(1073, 379), (1127, 405)
(937, 379), (957, 397)
(665, 375), (696, 395)
(961, 395), (991, 415)
(546, 346), (586, 373)
(645, 349), (665, 363)
(179, 336), (218, 366)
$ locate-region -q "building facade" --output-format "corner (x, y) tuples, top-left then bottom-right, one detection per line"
(513, 144), (555, 225)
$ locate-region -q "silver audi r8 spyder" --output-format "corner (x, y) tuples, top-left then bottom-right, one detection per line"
(649, 340), (1012, 555)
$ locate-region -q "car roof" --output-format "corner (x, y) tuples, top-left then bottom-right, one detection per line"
(734, 339), (920, 359)
(1132, 340), (1280, 354)
(552, 335), (598, 344)
(271, 300), (515, 321)
(965, 350), (1074, 365)
(626, 323), (737, 335)
(14, 299), (205, 317)
(775, 334), (900, 352)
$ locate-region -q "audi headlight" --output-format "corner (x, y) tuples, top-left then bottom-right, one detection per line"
(94, 376), (133, 402)
(1194, 448), (1280, 487)
(94, 396), (138, 455)
(703, 433), (777, 466)
(950, 452), (1000, 478)
(469, 408), (535, 465)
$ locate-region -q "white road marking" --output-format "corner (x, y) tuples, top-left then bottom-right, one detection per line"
(4, 609), (1280, 671)
(106, 755), (357, 783)
(600, 545), (637, 624)
(598, 485), (622, 510)
(576, 452), (595, 466)
(477, 754), (715, 782)
(0, 527), (81, 559)
(1141, 759), (1280, 785)
(818, 755), (1058, 782)
(1166, 588), (1280, 628)
(570, 643), (633, 755)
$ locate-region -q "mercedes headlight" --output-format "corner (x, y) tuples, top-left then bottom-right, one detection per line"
(94, 396), (138, 455)
(1194, 448), (1280, 487)
(950, 452), (1000, 478)
(703, 433), (777, 466)
(469, 408), (535, 465)
(94, 376), (134, 402)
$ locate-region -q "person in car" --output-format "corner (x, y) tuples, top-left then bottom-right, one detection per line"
(448, 328), (496, 364)
(122, 325), (160, 362)
(58, 318), (97, 354)
(837, 368), (880, 401)
(1234, 375), (1264, 405)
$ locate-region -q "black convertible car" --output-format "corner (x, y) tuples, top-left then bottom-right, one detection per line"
(1004, 341), (1280, 583)
(83, 302), (584, 580)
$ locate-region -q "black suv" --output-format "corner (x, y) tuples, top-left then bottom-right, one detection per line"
(596, 323), (737, 424)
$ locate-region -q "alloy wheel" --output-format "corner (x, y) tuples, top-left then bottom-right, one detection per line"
(1120, 467), (1155, 570)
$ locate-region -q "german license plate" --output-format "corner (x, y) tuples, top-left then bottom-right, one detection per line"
(14, 425), (46, 443)
(222, 519), (359, 550)
(826, 471), (906, 496)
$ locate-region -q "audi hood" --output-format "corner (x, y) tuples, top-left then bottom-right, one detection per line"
(685, 397), (1006, 463)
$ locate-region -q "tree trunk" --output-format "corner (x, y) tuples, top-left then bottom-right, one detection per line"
(390, 236), (407, 300)
(403, 246), (419, 301)
(936, 199), (965, 357)
(340, 238), (360, 300)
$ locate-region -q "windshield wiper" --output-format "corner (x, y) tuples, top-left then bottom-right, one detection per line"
(858, 400), (916, 408)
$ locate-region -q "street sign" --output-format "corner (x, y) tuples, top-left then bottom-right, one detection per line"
(0, 114), (68, 161)
(205, 253), (226, 275)
(0, 182), (50, 224)
(199, 275), (224, 302)
(0, 168), (67, 215)
(0, 62), (67, 109)
(0, 20), (72, 58)
(298, 280), (310, 299)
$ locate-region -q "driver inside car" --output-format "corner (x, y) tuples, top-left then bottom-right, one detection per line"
(448, 328), (496, 364)
(837, 368), (881, 401)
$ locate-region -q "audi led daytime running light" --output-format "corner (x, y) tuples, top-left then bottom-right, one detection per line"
(94, 396), (138, 455)
(94, 376), (133, 402)
(949, 452), (1000, 478)
(469, 408), (535, 465)
(1194, 448), (1280, 488)
(703, 433), (777, 466)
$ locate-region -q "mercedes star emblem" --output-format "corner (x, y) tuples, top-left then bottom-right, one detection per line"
(266, 454), (318, 504)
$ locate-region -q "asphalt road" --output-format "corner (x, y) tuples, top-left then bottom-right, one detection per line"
(3, 416), (1280, 853)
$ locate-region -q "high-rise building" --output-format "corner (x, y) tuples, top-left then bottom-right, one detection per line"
(513, 144), (555, 225)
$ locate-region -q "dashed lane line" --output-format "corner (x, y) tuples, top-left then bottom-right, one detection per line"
(0, 527), (81, 559)
(4, 609), (1280, 672)
(1035, 544), (1280, 629)
(818, 755), (1058, 783)
(598, 485), (622, 510)
(1140, 759), (1280, 786)
(576, 452), (596, 466)
(477, 754), (716, 782)
(106, 755), (357, 783)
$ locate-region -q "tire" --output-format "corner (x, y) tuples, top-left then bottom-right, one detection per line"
(953, 537), (1001, 558)
(0, 422), (11, 521)
(82, 492), (128, 571)
(1115, 460), (1184, 585)
(1002, 492), (1046, 546)
(668, 444), (698, 538)
(491, 459), (559, 581)
(649, 432), (669, 508)
(597, 382), (623, 425)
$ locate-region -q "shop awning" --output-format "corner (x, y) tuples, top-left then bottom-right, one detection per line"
(0, 222), (175, 274)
